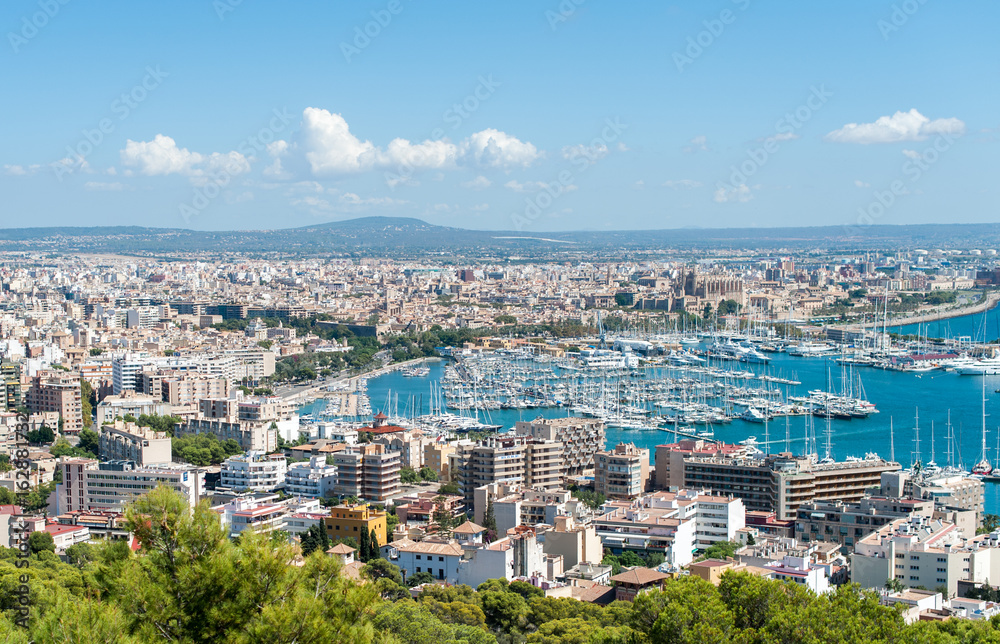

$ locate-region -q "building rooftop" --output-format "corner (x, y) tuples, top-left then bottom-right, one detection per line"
(610, 567), (670, 586)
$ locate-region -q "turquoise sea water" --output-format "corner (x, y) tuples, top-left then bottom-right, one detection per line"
(893, 301), (1000, 342)
(302, 334), (1000, 514)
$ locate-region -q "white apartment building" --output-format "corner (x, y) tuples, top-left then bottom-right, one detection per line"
(96, 391), (172, 426)
(220, 452), (287, 492)
(175, 417), (276, 452)
(98, 421), (172, 466)
(216, 497), (286, 537)
(383, 538), (465, 583)
(112, 354), (198, 394)
(853, 516), (1000, 598)
(56, 458), (205, 513)
(285, 456), (337, 498)
(594, 489), (745, 565)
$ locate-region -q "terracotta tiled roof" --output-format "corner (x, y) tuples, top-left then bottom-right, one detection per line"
(452, 520), (486, 534)
(610, 567), (669, 586)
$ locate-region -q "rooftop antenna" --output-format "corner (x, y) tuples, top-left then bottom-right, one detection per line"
(912, 408), (921, 470)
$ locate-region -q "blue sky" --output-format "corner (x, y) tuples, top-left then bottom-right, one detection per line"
(1, 0), (996, 232)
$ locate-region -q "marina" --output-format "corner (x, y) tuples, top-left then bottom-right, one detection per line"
(296, 325), (1000, 513)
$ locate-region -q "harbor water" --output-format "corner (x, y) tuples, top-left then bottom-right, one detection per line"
(302, 345), (1000, 514)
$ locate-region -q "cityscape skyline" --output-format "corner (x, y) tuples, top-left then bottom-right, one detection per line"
(2, 1), (997, 232)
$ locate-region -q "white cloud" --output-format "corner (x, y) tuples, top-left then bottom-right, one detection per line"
(121, 135), (202, 175)
(714, 184), (754, 203)
(663, 179), (703, 189)
(84, 181), (125, 191)
(561, 142), (609, 162)
(267, 140), (288, 157)
(462, 175), (492, 190)
(225, 191), (254, 204)
(902, 149), (922, 159)
(292, 189), (405, 214)
(504, 179), (577, 193)
(378, 138), (459, 169)
(120, 134), (250, 180)
(3, 165), (29, 175)
(300, 108), (379, 174)
(471, 203), (489, 211)
(825, 109), (965, 144)
(461, 128), (540, 169)
(634, 180), (645, 189)
(854, 179), (871, 188)
(762, 132), (799, 143)
(300, 108), (538, 175)
(683, 135), (708, 153)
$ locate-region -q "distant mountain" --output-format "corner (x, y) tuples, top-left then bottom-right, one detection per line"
(2, 217), (1000, 257)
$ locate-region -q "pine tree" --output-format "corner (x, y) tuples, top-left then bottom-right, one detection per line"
(483, 497), (498, 543)
(300, 526), (318, 557)
(320, 524), (331, 552)
(359, 526), (370, 562)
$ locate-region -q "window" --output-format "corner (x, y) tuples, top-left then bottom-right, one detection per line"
(416, 567), (421, 573)
(439, 556), (444, 562)
(416, 555), (421, 560)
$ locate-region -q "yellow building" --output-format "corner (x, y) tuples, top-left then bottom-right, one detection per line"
(324, 503), (387, 546)
(424, 442), (456, 480)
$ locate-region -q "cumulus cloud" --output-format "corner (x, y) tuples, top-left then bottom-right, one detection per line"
(663, 179), (703, 189)
(461, 128), (539, 169)
(300, 108), (379, 174)
(300, 108), (539, 176)
(901, 149), (921, 159)
(825, 109), (965, 144)
(714, 183), (754, 203)
(120, 134), (250, 180)
(854, 179), (871, 188)
(462, 175), (492, 190)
